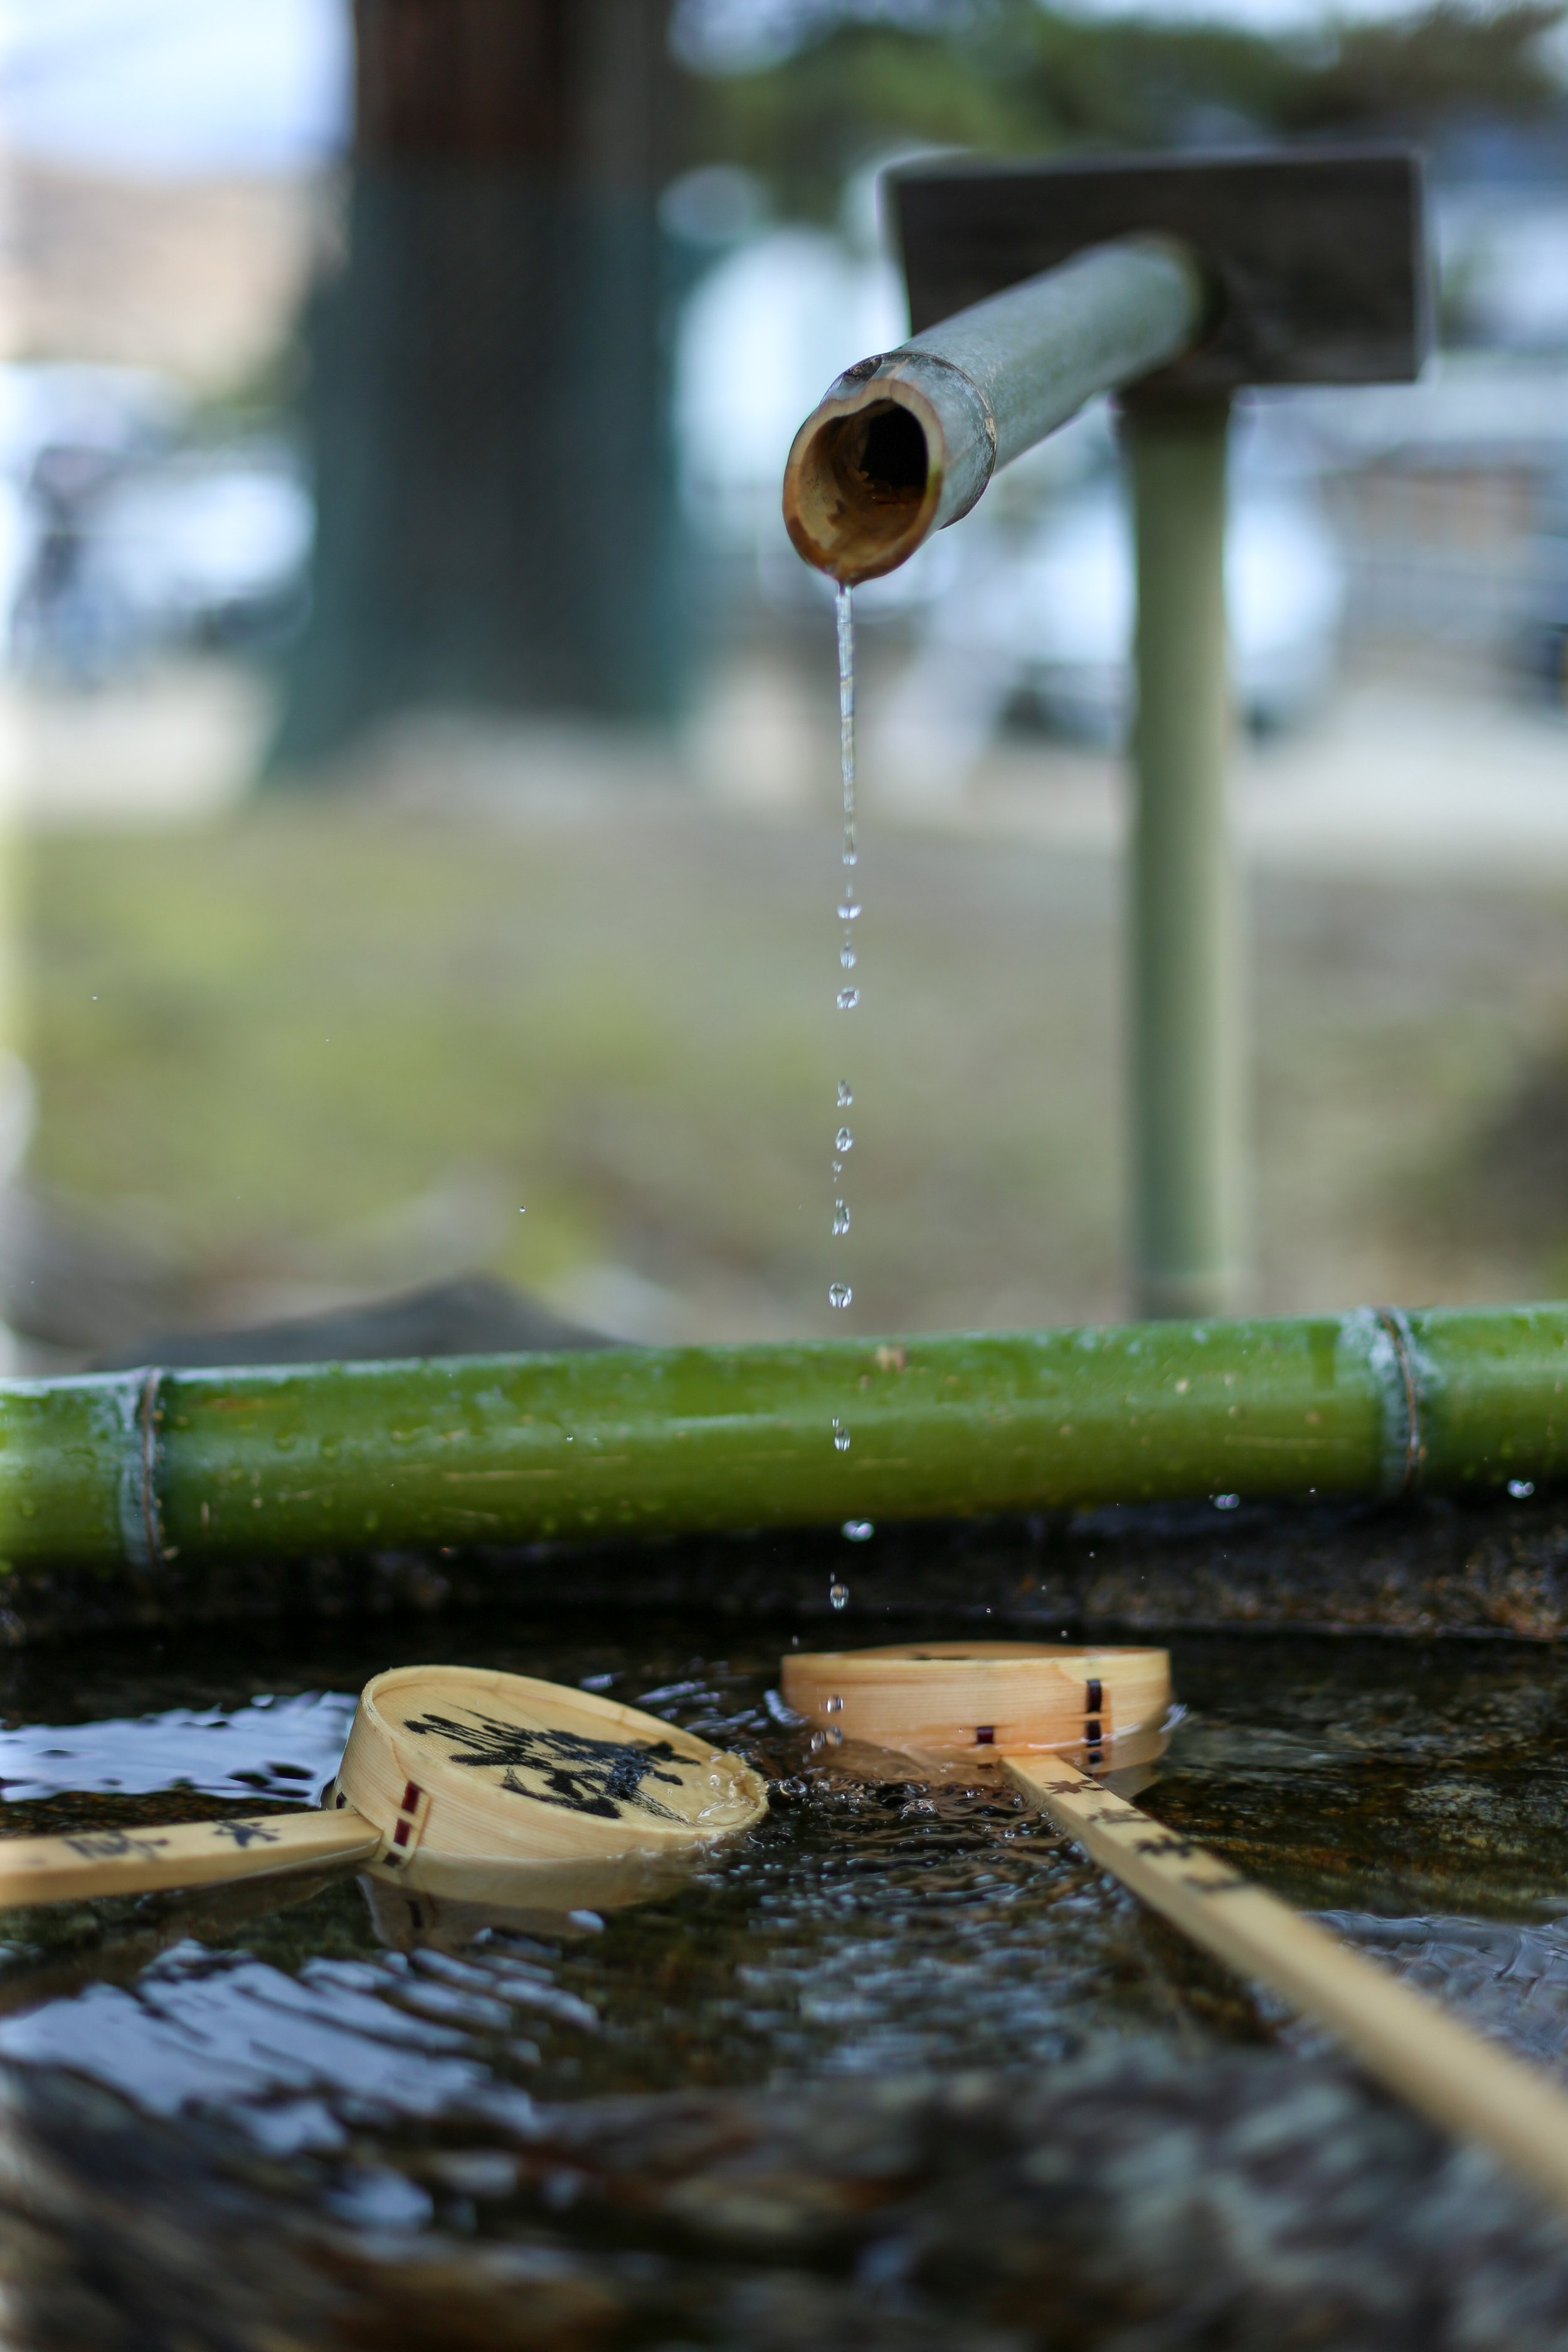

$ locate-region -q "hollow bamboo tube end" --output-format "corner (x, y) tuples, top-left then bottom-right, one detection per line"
(782, 374), (945, 586)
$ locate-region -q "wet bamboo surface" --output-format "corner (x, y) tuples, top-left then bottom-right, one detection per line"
(5, 1609), (1568, 2345)
(5, 1301), (1568, 1586)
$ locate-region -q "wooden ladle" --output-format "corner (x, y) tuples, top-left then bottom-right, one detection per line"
(0, 1666), (768, 1909)
(785, 1638), (1568, 2222)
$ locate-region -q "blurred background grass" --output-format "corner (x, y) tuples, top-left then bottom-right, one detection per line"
(21, 718), (1568, 1357)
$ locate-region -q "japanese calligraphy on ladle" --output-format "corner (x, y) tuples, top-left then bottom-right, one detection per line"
(404, 1708), (690, 1822)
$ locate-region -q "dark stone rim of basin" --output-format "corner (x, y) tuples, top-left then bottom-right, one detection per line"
(7, 2038), (1568, 2349)
(4, 1486), (1568, 1649)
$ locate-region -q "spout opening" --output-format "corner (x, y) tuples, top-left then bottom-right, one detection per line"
(782, 386), (941, 586)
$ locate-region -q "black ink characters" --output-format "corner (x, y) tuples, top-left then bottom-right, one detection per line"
(405, 1709), (690, 1821)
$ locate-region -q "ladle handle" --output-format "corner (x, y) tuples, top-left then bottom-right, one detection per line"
(1007, 1756), (1568, 2220)
(0, 1807), (381, 1908)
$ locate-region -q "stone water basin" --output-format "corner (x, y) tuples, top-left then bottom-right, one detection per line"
(2, 1609), (1568, 2346)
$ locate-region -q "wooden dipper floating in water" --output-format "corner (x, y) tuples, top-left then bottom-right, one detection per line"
(791, 1640), (1568, 2223)
(0, 1667), (767, 1909)
(783, 1640), (1171, 1761)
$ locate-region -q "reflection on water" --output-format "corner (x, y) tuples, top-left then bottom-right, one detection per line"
(3, 1615), (1568, 2337)
(1324, 1912), (1568, 2073)
(0, 1690), (356, 1803)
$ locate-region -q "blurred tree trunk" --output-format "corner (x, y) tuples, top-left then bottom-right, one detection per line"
(273, 0), (687, 771)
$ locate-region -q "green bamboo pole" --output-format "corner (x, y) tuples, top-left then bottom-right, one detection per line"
(1123, 392), (1243, 1322)
(783, 236), (1205, 585)
(0, 1303), (1564, 1577)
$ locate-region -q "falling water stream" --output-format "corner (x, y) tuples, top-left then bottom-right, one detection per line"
(830, 581), (859, 1331)
(829, 585), (867, 1600)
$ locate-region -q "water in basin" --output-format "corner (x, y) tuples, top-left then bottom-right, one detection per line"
(4, 1609), (1568, 2345)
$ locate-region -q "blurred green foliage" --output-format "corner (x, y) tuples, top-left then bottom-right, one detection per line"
(687, 0), (1568, 221)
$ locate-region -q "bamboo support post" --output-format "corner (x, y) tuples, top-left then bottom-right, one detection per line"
(0, 1301), (1563, 1575)
(1123, 393), (1243, 1320)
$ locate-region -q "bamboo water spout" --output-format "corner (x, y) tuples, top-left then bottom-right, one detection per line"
(1, 1301), (1565, 1577)
(783, 150), (1427, 1318)
(781, 235), (1206, 585)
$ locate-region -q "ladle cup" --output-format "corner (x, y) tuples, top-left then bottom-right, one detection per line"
(785, 1639), (1568, 2223)
(0, 1666), (768, 1910)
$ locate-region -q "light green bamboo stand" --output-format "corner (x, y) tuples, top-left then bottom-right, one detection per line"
(1123, 393), (1244, 1321)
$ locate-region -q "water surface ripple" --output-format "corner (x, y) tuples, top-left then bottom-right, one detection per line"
(2, 1616), (1568, 2339)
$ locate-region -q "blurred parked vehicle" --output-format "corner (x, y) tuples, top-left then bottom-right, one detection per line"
(1523, 461), (1568, 706)
(999, 469), (1344, 741)
(871, 438), (1345, 791)
(0, 363), (312, 684)
(88, 444), (314, 655)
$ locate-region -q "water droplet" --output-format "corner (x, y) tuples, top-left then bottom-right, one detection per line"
(836, 986), (859, 1010)
(836, 1080), (853, 1107)
(840, 941), (857, 969)
(835, 1127), (853, 1152)
(1508, 1477), (1535, 1499)
(831, 1158), (843, 1179)
(829, 1282), (852, 1310)
(832, 1420), (851, 1452)
(1213, 1493), (1241, 1511)
(829, 1725), (842, 1746)
(837, 903), (861, 923)
(842, 1520), (874, 1542)
(808, 1729), (827, 1754)
(832, 1201), (850, 1236)
(825, 1694), (844, 1714)
(829, 1580), (849, 1609)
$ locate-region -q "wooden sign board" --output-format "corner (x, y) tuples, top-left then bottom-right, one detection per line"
(891, 146), (1429, 390)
